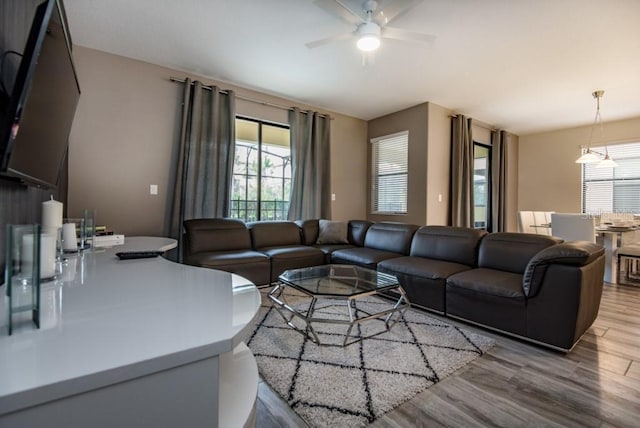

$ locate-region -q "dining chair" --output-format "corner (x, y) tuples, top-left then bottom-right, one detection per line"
(617, 244), (640, 286)
(517, 211), (536, 234)
(551, 213), (596, 243)
(532, 211), (552, 235)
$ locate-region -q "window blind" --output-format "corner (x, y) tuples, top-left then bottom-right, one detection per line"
(582, 142), (640, 215)
(371, 131), (408, 214)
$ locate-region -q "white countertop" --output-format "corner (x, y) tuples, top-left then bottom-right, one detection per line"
(0, 237), (261, 415)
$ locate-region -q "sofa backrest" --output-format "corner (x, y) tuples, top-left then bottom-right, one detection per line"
(248, 221), (302, 249)
(295, 219), (373, 246)
(295, 219), (319, 245)
(478, 232), (562, 274)
(183, 218), (251, 254)
(348, 220), (374, 246)
(410, 226), (488, 266)
(363, 222), (419, 255)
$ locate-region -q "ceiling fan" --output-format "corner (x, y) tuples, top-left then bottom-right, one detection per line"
(306, 0), (435, 52)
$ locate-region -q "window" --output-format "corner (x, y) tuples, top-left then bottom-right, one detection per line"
(473, 143), (491, 229)
(230, 118), (291, 222)
(582, 142), (640, 215)
(371, 131), (408, 214)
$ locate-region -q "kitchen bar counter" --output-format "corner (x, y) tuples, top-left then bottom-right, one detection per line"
(0, 237), (261, 427)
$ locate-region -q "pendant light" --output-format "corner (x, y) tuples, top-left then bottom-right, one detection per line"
(575, 90), (617, 168)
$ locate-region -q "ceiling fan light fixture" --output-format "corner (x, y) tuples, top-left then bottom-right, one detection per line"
(356, 21), (381, 51)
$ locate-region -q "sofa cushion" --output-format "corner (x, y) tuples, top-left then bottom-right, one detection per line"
(446, 267), (527, 336)
(378, 256), (472, 280)
(409, 226), (487, 266)
(316, 219), (349, 244)
(248, 221), (302, 249)
(184, 249), (271, 286)
(184, 218), (251, 254)
(363, 222), (419, 255)
(312, 243), (354, 263)
(186, 249), (269, 267)
(478, 233), (562, 274)
(378, 256), (473, 313)
(260, 245), (326, 282)
(331, 247), (402, 269)
(259, 245), (325, 261)
(447, 268), (525, 299)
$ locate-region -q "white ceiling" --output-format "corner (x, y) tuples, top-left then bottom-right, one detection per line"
(63, 0), (640, 135)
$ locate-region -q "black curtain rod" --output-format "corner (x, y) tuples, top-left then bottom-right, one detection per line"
(169, 77), (332, 119)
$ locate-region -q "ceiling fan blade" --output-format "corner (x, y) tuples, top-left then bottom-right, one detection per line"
(381, 26), (436, 44)
(312, 0), (363, 26)
(305, 31), (354, 49)
(373, 0), (423, 26)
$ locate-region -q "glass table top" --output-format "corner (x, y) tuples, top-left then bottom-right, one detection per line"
(278, 264), (399, 297)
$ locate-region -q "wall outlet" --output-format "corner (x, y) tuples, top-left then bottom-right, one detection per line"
(331, 193), (336, 201)
(438, 194), (442, 203)
(150, 184), (158, 195)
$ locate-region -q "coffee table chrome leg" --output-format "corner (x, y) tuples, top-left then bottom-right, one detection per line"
(304, 297), (322, 344)
(269, 283), (320, 343)
(346, 298), (356, 322)
(384, 287), (410, 328)
(343, 323), (356, 347)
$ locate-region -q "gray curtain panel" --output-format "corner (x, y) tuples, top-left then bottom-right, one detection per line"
(491, 130), (509, 232)
(168, 78), (236, 261)
(449, 115), (474, 227)
(287, 108), (331, 220)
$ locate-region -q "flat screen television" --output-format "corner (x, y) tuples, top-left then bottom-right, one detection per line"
(0, 0), (80, 189)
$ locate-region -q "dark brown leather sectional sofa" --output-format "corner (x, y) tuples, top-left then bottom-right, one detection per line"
(183, 218), (605, 352)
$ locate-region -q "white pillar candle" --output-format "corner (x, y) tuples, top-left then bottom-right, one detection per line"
(42, 199), (63, 232)
(21, 233), (57, 279)
(62, 223), (78, 251)
(40, 233), (56, 279)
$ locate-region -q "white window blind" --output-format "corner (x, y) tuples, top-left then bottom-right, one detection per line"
(371, 131), (408, 214)
(582, 142), (640, 215)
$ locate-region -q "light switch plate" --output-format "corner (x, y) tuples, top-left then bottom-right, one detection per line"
(150, 184), (158, 195)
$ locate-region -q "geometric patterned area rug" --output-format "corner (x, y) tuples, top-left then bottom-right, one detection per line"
(246, 287), (494, 428)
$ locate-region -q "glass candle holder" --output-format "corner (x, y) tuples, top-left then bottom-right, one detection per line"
(62, 218), (85, 253)
(5, 224), (41, 334)
(83, 209), (96, 250)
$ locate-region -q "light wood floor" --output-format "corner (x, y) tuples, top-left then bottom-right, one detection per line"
(256, 282), (640, 427)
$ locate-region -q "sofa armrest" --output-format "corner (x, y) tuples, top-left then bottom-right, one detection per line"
(523, 241), (604, 297)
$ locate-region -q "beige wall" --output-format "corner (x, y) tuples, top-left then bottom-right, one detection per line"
(426, 103), (452, 225)
(518, 116), (640, 213)
(68, 47), (367, 236)
(367, 103), (429, 225)
(366, 102), (458, 227)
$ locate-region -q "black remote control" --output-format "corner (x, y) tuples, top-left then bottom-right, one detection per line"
(115, 251), (164, 260)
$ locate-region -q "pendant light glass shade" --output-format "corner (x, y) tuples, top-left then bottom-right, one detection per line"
(595, 147), (618, 168)
(575, 150), (600, 164)
(595, 156), (618, 168)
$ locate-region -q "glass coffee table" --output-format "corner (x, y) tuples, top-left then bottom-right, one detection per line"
(268, 264), (410, 346)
